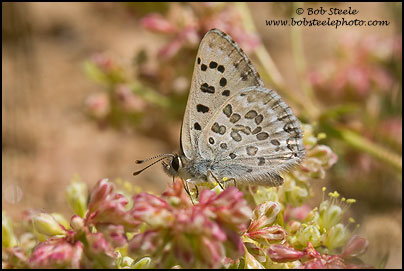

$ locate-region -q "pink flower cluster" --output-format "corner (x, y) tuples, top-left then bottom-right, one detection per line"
(309, 34), (401, 100)
(268, 235), (370, 269)
(141, 3), (260, 59)
(128, 179), (252, 268)
(23, 179), (137, 268)
(6, 179), (252, 269)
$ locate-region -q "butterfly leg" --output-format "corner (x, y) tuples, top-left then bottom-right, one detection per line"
(182, 178), (195, 205)
(194, 183), (199, 199)
(207, 170), (224, 190)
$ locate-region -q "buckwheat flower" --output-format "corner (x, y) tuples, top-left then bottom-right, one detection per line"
(128, 181), (251, 269)
(19, 232), (37, 252)
(84, 230), (117, 268)
(131, 256), (152, 269)
(70, 215), (84, 231)
(2, 212), (18, 248)
(318, 200), (343, 230)
(298, 157), (325, 180)
(199, 187), (253, 232)
(115, 84), (147, 112)
(3, 247), (29, 269)
(287, 220), (302, 234)
(31, 213), (66, 237)
(86, 179), (139, 231)
(296, 224), (322, 248)
(92, 54), (114, 73)
(279, 178), (309, 207)
(50, 213), (70, 230)
(96, 223), (127, 248)
(250, 201), (281, 230)
(161, 177), (193, 208)
(141, 13), (176, 33)
(246, 225), (287, 245)
(130, 193), (174, 228)
(324, 223), (350, 251)
(284, 204), (311, 222)
(244, 246), (265, 269)
(128, 229), (162, 256)
(29, 238), (83, 269)
(66, 179), (88, 218)
(85, 93), (110, 118)
(119, 255), (134, 268)
(301, 123), (318, 148)
(244, 242), (266, 263)
(341, 235), (369, 258)
(141, 3), (261, 59)
(267, 244), (306, 263)
(307, 145), (338, 170)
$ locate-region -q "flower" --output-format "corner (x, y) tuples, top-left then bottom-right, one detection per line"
(31, 213), (66, 237)
(268, 244), (305, 263)
(29, 238), (83, 269)
(341, 235), (369, 258)
(2, 212), (18, 248)
(96, 224), (127, 248)
(128, 179), (252, 269)
(86, 179), (140, 231)
(115, 84), (147, 112)
(85, 93), (110, 118)
(66, 178), (88, 218)
(141, 3), (261, 59)
(129, 192), (174, 228)
(84, 230), (117, 268)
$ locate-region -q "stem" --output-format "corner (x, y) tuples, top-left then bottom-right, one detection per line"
(338, 128), (402, 175)
(290, 2), (321, 120)
(323, 124), (402, 175)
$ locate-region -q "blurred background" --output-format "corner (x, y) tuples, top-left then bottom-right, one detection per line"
(2, 2), (401, 268)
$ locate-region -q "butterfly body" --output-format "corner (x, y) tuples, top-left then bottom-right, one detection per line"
(137, 28), (305, 189)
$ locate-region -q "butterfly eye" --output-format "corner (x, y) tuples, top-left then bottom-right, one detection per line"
(171, 157), (180, 171)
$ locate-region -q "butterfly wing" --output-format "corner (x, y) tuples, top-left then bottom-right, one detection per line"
(181, 29), (263, 160)
(199, 86), (305, 186)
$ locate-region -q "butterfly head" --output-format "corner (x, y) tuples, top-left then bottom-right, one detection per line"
(133, 153), (187, 178)
(162, 153), (184, 177)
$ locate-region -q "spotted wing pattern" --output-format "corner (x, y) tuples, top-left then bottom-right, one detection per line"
(181, 29), (263, 160)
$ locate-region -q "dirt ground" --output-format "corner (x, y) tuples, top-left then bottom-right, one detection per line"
(2, 2), (401, 268)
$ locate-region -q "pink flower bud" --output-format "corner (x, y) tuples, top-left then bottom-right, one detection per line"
(32, 213), (66, 237)
(249, 201), (281, 232)
(130, 193), (174, 228)
(244, 247), (265, 269)
(86, 179), (139, 231)
(92, 54), (113, 72)
(87, 179), (113, 213)
(29, 238), (83, 269)
(203, 187), (252, 231)
(84, 231), (116, 268)
(341, 235), (369, 258)
(307, 145), (338, 169)
(115, 85), (147, 112)
(267, 244), (306, 263)
(141, 13), (176, 33)
(128, 230), (162, 255)
(85, 93), (110, 118)
(70, 215), (84, 231)
(158, 38), (185, 59)
(97, 224), (127, 248)
(246, 225), (287, 245)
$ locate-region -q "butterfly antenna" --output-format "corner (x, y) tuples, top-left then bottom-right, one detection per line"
(133, 154), (174, 176)
(135, 153), (174, 164)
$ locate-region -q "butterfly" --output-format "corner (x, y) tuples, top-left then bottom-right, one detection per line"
(134, 29), (305, 197)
